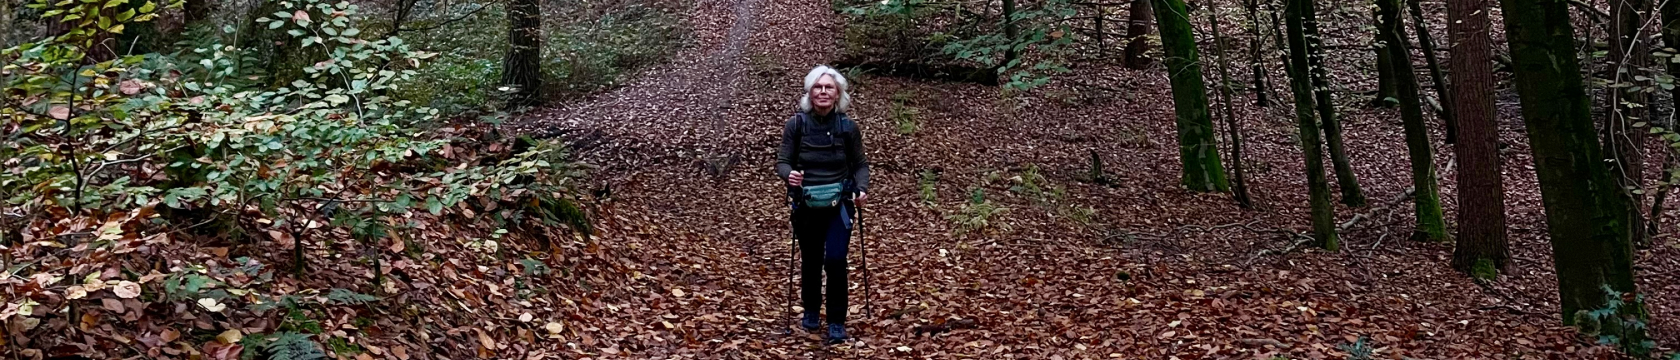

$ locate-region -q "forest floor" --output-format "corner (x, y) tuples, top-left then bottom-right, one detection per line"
(505, 0), (1680, 358)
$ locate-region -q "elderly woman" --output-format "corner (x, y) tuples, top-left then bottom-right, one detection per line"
(776, 65), (870, 343)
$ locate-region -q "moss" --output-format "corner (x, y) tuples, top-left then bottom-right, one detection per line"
(1471, 258), (1499, 281)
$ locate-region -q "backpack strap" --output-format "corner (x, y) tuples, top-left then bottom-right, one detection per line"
(791, 112), (808, 171)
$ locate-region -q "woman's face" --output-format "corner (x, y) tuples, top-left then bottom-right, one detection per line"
(810, 74), (839, 112)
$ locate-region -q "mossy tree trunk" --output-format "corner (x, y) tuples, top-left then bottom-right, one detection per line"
(1497, 0), (1639, 326)
(1153, 0), (1229, 192)
(1378, 0), (1448, 242)
(1303, 4), (1366, 207)
(1285, 0), (1339, 250)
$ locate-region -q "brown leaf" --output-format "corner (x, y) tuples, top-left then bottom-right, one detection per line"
(112, 281), (142, 299)
(102, 298), (125, 313)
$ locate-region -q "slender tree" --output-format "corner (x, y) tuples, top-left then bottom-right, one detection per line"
(1373, 8), (1399, 107)
(1498, 0), (1639, 326)
(1004, 0), (1020, 66)
(1153, 0), (1230, 192)
(1447, 0), (1508, 276)
(1378, 0), (1448, 242)
(501, 0), (543, 108)
(1408, 0), (1455, 144)
(1654, 0), (1680, 237)
(1210, 7), (1253, 207)
(1244, 0), (1271, 106)
(1285, 0), (1339, 249)
(1125, 0), (1156, 69)
(1305, 0), (1365, 207)
(1606, 0), (1650, 245)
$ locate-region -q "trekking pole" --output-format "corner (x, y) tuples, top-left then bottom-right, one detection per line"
(785, 200), (798, 334)
(857, 201), (873, 320)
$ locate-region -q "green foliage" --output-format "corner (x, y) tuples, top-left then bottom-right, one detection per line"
(325, 288), (378, 305)
(891, 91), (921, 134)
(1586, 285), (1656, 358)
(838, 0), (1073, 91)
(241, 332), (327, 360)
(544, 4), (684, 97)
(948, 189), (1009, 234)
(393, 2), (682, 112)
(1, 0), (590, 247)
(918, 169), (939, 204)
(1337, 335), (1374, 360)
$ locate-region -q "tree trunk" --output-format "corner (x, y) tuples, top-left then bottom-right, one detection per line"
(1286, 0), (1339, 250)
(1004, 0), (1020, 67)
(1304, 0), (1366, 207)
(184, 0), (214, 25)
(1245, 0), (1271, 107)
(1378, 0), (1449, 242)
(1409, 0), (1456, 144)
(1649, 153), (1674, 239)
(501, 0), (544, 108)
(1211, 7), (1253, 208)
(1447, 0), (1508, 277)
(1125, 0), (1156, 69)
(1497, 0), (1639, 326)
(1373, 8), (1399, 107)
(1153, 0), (1230, 192)
(1606, 0), (1649, 246)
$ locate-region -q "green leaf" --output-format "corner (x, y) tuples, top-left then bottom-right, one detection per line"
(270, 20), (285, 29)
(116, 8), (134, 21)
(425, 196), (443, 215)
(287, 29), (305, 36)
(137, 0), (153, 13)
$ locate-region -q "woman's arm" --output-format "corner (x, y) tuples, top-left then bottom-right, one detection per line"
(848, 122), (870, 193)
(775, 116), (799, 181)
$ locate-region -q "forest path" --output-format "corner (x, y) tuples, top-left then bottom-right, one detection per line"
(504, 0), (1604, 358)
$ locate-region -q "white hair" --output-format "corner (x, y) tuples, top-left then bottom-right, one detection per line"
(798, 65), (851, 113)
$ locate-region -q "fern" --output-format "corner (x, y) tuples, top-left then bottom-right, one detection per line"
(266, 332), (327, 360)
(326, 288), (379, 305)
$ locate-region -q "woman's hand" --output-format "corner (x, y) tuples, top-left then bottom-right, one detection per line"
(854, 192), (867, 208)
(787, 171), (804, 187)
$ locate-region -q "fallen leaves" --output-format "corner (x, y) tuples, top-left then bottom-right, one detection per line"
(112, 281), (141, 299)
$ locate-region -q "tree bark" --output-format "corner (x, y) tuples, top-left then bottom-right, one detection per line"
(1244, 0), (1271, 107)
(501, 0), (544, 108)
(1606, 0), (1649, 246)
(184, 0), (214, 25)
(1286, 0), (1339, 250)
(1378, 0), (1449, 242)
(1373, 7), (1399, 107)
(1447, 0), (1508, 276)
(1211, 7), (1253, 208)
(1305, 0), (1366, 207)
(1004, 0), (1020, 67)
(1153, 0), (1230, 192)
(1498, 0), (1639, 326)
(1125, 0), (1156, 69)
(1408, 0), (1456, 144)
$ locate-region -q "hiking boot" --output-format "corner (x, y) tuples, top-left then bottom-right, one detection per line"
(800, 313), (821, 332)
(825, 324), (848, 344)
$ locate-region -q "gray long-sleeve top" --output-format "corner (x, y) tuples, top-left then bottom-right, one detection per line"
(775, 111), (870, 193)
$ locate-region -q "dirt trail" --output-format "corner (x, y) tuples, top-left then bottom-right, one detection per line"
(507, 0), (1622, 358)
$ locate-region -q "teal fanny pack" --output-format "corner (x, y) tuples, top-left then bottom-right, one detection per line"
(801, 183), (846, 208)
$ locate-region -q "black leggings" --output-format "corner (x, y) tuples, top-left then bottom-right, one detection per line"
(796, 205), (851, 324)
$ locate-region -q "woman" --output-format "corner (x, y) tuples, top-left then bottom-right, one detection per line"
(775, 65), (870, 343)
